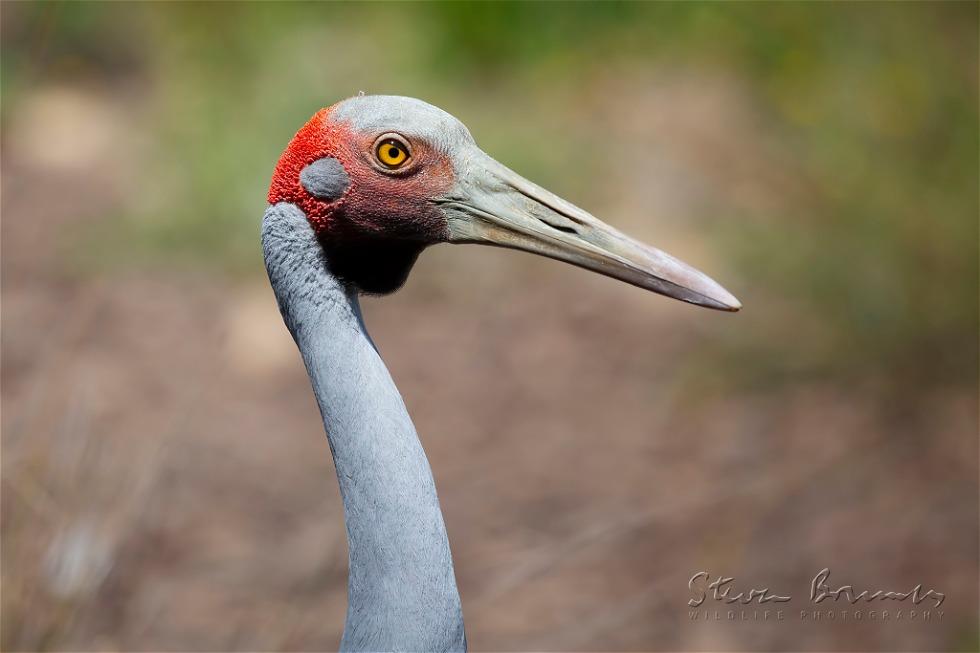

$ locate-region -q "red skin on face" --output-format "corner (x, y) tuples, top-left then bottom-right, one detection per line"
(268, 106), (454, 243)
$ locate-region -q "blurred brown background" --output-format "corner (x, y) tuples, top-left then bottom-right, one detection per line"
(2, 2), (977, 651)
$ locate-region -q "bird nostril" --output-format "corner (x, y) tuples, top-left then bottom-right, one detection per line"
(540, 218), (579, 235)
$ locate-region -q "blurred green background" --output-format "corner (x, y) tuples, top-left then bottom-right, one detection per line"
(2, 2), (977, 652)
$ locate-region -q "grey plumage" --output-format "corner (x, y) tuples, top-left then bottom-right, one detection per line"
(262, 203), (465, 653)
(332, 96), (474, 152)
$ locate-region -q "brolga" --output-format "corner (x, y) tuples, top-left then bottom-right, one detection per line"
(262, 95), (740, 652)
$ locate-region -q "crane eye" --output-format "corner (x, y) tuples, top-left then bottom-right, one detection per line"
(375, 137), (410, 169)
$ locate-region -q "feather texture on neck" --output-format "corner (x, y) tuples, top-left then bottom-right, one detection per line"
(262, 202), (465, 652)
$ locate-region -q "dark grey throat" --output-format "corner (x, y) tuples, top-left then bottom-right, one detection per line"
(320, 237), (425, 296)
(262, 202), (465, 652)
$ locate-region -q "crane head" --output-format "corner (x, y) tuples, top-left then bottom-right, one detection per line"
(269, 95), (740, 310)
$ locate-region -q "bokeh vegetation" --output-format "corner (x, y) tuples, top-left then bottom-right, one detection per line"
(4, 1), (975, 402)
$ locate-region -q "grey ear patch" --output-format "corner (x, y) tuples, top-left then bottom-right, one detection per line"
(300, 157), (350, 201)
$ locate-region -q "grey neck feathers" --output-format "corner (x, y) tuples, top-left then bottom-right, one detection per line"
(262, 202), (465, 653)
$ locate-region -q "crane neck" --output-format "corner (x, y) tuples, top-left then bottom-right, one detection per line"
(262, 202), (465, 652)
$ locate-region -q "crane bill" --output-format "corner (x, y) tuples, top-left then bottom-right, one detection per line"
(439, 151), (741, 312)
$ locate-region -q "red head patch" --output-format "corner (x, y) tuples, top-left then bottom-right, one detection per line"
(268, 105), (455, 243)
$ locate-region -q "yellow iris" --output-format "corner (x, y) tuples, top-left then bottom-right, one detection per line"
(376, 139), (409, 168)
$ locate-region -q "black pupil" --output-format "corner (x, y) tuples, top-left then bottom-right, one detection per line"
(387, 145), (401, 159)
